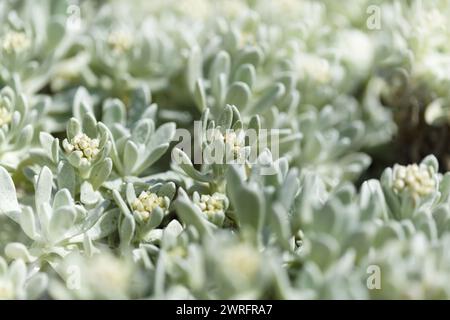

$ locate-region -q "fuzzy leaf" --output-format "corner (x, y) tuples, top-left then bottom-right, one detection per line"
(90, 158), (113, 190)
(225, 82), (251, 110)
(57, 161), (76, 196)
(123, 141), (139, 175)
(35, 167), (53, 210)
(0, 166), (20, 218)
(19, 207), (38, 240)
(226, 165), (265, 237)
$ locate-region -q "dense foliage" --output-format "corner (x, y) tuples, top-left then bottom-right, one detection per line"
(1, 0), (450, 299)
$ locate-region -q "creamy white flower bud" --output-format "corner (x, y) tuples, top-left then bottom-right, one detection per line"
(131, 191), (165, 221)
(64, 133), (100, 161)
(194, 193), (226, 216)
(0, 104), (12, 126)
(392, 163), (436, 198)
(107, 30), (133, 54)
(1, 31), (30, 54)
(224, 130), (245, 157)
(223, 244), (260, 280)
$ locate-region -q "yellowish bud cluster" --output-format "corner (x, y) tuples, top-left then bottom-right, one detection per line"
(223, 131), (245, 157)
(239, 31), (256, 48)
(168, 246), (187, 259)
(65, 133), (100, 161)
(195, 194), (225, 216)
(89, 255), (130, 295)
(1, 31), (30, 54)
(296, 54), (331, 84)
(0, 104), (12, 126)
(223, 244), (260, 280)
(393, 163), (436, 198)
(131, 191), (165, 221)
(107, 31), (133, 54)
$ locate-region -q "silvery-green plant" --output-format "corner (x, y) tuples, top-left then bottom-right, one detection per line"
(113, 181), (176, 247)
(1, 166), (117, 269)
(70, 4), (184, 102)
(48, 250), (148, 299)
(100, 87), (176, 180)
(181, 42), (391, 187)
(0, 86), (46, 170)
(0, 257), (47, 300)
(1, 0), (450, 301)
(295, 104), (371, 188)
(172, 105), (251, 193)
(60, 113), (112, 205)
(150, 228), (291, 299)
(287, 155), (450, 299)
(364, 234), (450, 299)
(0, 1), (70, 95)
(172, 149), (300, 253)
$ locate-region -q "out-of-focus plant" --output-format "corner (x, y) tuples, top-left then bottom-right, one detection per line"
(1, 0), (450, 301)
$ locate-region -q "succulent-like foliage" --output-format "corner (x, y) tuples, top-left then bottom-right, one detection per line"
(0, 257), (47, 300)
(1, 0), (450, 300)
(113, 181), (175, 246)
(2, 166), (116, 268)
(0, 1), (70, 95)
(0, 86), (44, 170)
